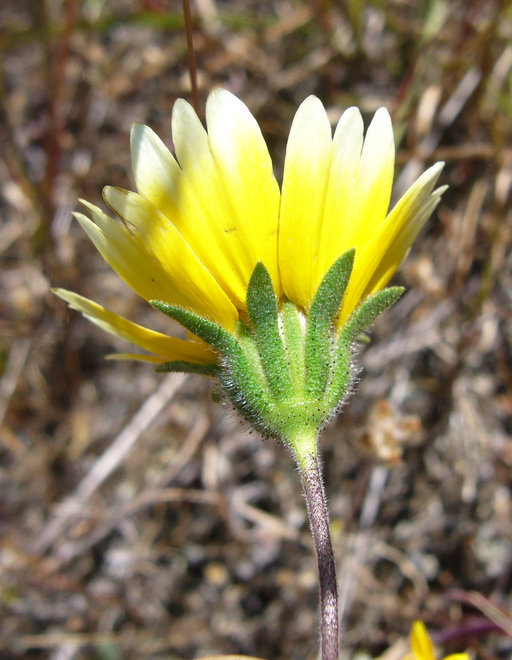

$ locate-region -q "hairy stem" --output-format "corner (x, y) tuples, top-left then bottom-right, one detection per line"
(297, 447), (339, 660)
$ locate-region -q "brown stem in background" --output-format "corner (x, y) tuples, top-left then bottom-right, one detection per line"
(182, 0), (199, 112)
(298, 450), (339, 660)
(41, 0), (77, 195)
(31, 0), (78, 254)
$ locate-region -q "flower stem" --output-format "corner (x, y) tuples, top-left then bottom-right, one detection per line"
(294, 440), (339, 660)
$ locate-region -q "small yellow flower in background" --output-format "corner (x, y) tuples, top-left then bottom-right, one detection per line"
(402, 621), (471, 660)
(54, 89), (444, 369)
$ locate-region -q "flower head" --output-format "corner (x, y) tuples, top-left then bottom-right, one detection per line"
(55, 90), (445, 450)
(402, 621), (471, 660)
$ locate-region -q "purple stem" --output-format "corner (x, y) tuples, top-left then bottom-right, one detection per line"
(298, 451), (339, 660)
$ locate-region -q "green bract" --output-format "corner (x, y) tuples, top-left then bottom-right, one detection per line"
(152, 249), (403, 457)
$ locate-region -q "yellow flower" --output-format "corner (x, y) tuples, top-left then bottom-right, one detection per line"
(402, 621), (471, 660)
(54, 89), (445, 366)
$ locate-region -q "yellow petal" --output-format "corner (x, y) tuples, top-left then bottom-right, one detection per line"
(279, 95), (333, 309)
(101, 187), (238, 329)
(106, 353), (169, 364)
(171, 99), (250, 303)
(339, 162), (445, 325)
(315, 107), (364, 285)
(129, 120), (182, 214)
(410, 621), (435, 660)
(361, 184), (446, 300)
(131, 91), (280, 311)
(53, 289), (217, 365)
(316, 107), (394, 291)
(75, 203), (186, 308)
(205, 89), (281, 293)
(130, 122), (245, 304)
(78, 196), (238, 330)
(354, 107), (395, 236)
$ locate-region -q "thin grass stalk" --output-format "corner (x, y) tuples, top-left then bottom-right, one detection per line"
(182, 0), (199, 112)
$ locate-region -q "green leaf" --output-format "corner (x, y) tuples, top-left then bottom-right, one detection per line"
(219, 345), (276, 437)
(310, 249), (355, 324)
(155, 361), (220, 376)
(305, 249), (355, 397)
(235, 320), (271, 392)
(246, 263), (293, 398)
(341, 286), (404, 343)
(281, 300), (306, 394)
(152, 299), (278, 435)
(324, 286), (404, 411)
(151, 301), (237, 354)
(323, 335), (353, 413)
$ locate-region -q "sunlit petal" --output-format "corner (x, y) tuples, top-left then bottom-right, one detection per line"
(411, 621), (435, 660)
(340, 162), (445, 325)
(106, 353), (169, 364)
(102, 187), (239, 329)
(315, 106), (364, 285)
(279, 95), (333, 309)
(54, 289), (216, 364)
(206, 89), (281, 293)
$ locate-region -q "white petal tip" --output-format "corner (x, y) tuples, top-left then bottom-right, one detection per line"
(374, 106), (392, 120)
(172, 96), (195, 117)
(428, 160), (445, 174)
(299, 95), (324, 112)
(291, 95), (330, 133)
(130, 123), (162, 159)
(77, 198), (100, 214)
(130, 121), (144, 134)
(130, 121), (146, 147)
(206, 87), (247, 115)
(208, 87), (234, 100)
(368, 106), (393, 137)
(52, 288), (79, 305)
(342, 106), (363, 120)
(72, 211), (90, 225)
(420, 161), (446, 188)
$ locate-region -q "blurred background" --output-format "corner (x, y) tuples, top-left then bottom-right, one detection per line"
(1, 1), (512, 658)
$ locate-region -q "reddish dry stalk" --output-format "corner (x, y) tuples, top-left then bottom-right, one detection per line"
(299, 452), (339, 660)
(43, 0), (78, 204)
(182, 0), (199, 112)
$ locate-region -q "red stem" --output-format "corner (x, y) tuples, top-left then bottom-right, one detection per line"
(182, 0), (199, 112)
